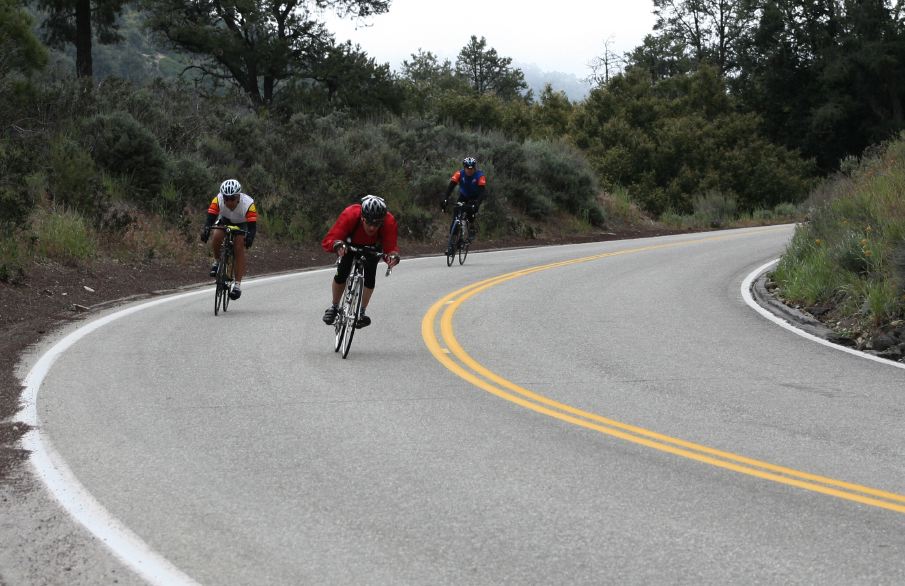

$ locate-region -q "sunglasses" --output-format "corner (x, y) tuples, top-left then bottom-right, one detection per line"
(224, 194), (239, 201)
(364, 218), (384, 227)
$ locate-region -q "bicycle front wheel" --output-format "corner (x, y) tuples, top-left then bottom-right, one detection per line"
(214, 248), (229, 315)
(222, 249), (236, 312)
(334, 286), (348, 352)
(334, 311), (346, 352)
(341, 277), (363, 359)
(446, 222), (460, 267)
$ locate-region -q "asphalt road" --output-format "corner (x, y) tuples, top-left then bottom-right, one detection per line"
(10, 225), (905, 585)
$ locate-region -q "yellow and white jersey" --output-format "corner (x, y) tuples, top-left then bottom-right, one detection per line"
(208, 193), (258, 224)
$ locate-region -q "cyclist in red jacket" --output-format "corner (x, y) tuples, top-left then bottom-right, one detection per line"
(321, 195), (400, 328)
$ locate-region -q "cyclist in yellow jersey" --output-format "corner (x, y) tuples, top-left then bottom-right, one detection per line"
(200, 179), (258, 300)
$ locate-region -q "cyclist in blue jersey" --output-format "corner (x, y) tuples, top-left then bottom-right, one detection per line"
(442, 156), (486, 253)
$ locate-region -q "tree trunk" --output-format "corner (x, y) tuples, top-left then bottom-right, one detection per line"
(75, 0), (93, 78)
(263, 76), (274, 104)
(244, 62), (262, 105)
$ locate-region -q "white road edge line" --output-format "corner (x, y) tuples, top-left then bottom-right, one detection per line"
(15, 269), (325, 586)
(742, 259), (905, 370)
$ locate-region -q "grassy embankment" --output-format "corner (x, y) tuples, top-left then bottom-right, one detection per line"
(772, 136), (905, 343)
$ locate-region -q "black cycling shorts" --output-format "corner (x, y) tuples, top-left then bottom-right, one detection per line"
(333, 252), (379, 289)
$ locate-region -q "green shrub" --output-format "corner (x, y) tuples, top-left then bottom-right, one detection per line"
(0, 184), (34, 226)
(521, 185), (555, 219)
(32, 208), (95, 264)
(97, 200), (137, 234)
(692, 190), (737, 228)
(199, 134), (238, 171)
(773, 202), (798, 219)
(393, 204), (435, 241)
(48, 137), (100, 215)
(600, 187), (646, 226)
(852, 280), (903, 326)
(773, 230), (839, 305)
(242, 163), (276, 199)
(0, 231), (28, 283)
(221, 114), (274, 169)
(0, 141), (40, 225)
(831, 231), (874, 276)
(524, 139), (599, 218)
(81, 111), (166, 205)
(168, 157), (213, 209)
(658, 210), (684, 228)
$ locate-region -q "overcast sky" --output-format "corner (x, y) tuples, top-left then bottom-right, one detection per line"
(321, 0), (657, 79)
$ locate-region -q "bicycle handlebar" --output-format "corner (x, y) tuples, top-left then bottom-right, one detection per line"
(211, 224), (247, 235)
(337, 244), (398, 277)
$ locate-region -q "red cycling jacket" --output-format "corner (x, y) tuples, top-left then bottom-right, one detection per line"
(322, 203), (399, 255)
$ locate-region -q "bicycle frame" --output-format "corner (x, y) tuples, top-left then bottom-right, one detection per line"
(211, 224), (246, 316)
(333, 244), (389, 358)
(446, 202), (471, 267)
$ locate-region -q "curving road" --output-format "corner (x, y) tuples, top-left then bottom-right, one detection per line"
(15, 225), (905, 584)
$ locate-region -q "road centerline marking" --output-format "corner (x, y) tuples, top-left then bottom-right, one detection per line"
(421, 229), (905, 514)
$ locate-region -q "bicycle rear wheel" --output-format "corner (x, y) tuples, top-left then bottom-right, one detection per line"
(446, 222), (459, 267)
(341, 277), (363, 359)
(458, 222), (469, 265)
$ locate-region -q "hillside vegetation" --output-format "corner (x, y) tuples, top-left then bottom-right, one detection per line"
(5, 0), (905, 348)
(772, 136), (905, 351)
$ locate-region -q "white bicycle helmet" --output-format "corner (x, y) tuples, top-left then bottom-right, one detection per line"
(219, 179), (242, 197)
(360, 194), (387, 222)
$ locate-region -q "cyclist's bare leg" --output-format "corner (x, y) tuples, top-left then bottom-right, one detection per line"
(234, 236), (246, 282)
(331, 279), (344, 306)
(362, 286), (374, 311)
(210, 228), (225, 259)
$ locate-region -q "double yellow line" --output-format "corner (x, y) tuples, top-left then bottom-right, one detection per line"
(421, 235), (905, 514)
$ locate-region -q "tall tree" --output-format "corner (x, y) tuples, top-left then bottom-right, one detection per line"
(733, 0), (905, 169)
(624, 32), (694, 80)
(399, 49), (468, 114)
(533, 83), (572, 138)
(455, 35), (529, 100)
(586, 37), (626, 87)
(651, 0), (758, 75)
(306, 39), (404, 113)
(144, 0), (389, 105)
(1, 0), (48, 77)
(35, 0), (127, 77)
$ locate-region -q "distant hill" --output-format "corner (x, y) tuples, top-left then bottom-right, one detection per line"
(517, 62), (591, 102)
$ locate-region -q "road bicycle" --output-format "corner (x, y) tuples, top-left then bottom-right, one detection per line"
(446, 201), (472, 267)
(333, 244), (393, 359)
(211, 224), (246, 316)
